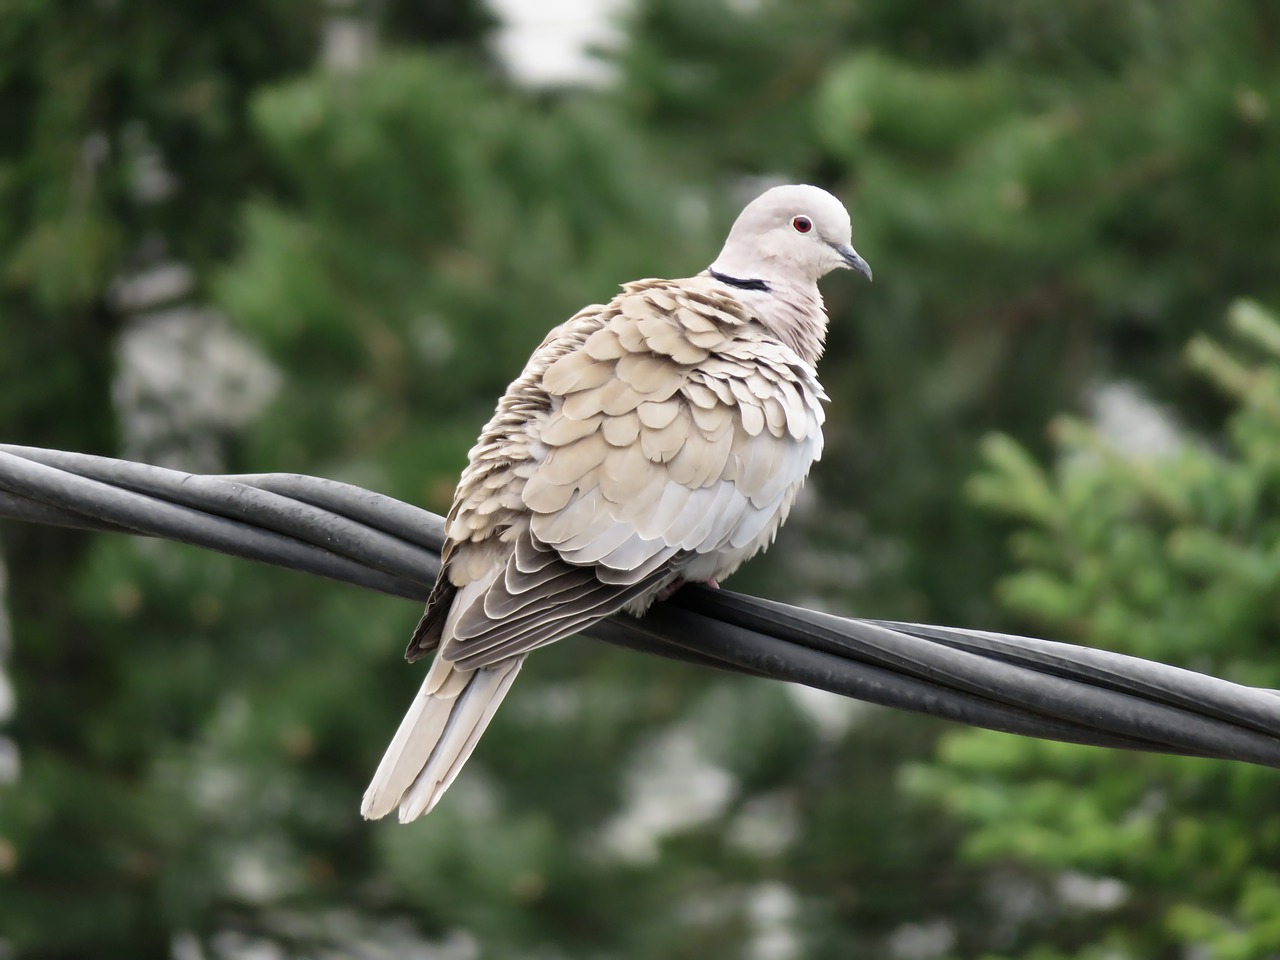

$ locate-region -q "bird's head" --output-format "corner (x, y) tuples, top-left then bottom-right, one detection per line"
(709, 184), (872, 288)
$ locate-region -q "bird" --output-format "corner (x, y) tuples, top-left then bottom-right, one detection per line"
(362, 184), (872, 822)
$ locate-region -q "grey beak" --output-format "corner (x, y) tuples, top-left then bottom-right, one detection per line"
(834, 243), (873, 282)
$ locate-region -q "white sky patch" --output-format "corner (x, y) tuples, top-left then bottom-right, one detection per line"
(182, 911), (482, 960)
(887, 919), (956, 960)
(207, 933), (287, 960)
(1055, 871), (1129, 912)
(488, 0), (627, 87)
(784, 683), (867, 741)
(727, 790), (799, 858)
(600, 727), (737, 864)
(676, 883), (802, 960)
(1086, 380), (1184, 460)
(110, 261), (194, 311)
(115, 303), (281, 472)
(747, 882), (802, 960)
(225, 843), (298, 905)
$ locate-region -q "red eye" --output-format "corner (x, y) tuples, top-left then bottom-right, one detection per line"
(792, 216), (812, 233)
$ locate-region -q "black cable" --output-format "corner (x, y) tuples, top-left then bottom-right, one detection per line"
(677, 591), (1280, 765)
(612, 604), (1208, 756)
(867, 618), (1280, 737)
(0, 447), (431, 601)
(3, 443), (1280, 769)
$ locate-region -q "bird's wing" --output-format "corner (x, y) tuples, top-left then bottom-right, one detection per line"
(413, 277), (825, 672)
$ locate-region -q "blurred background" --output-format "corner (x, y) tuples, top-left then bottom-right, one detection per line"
(3, 1), (1280, 956)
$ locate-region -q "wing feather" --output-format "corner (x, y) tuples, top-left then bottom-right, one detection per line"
(371, 275), (829, 822)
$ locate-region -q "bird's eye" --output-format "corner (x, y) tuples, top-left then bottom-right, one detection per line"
(792, 216), (813, 234)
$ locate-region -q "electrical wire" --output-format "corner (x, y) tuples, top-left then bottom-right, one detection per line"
(3, 442), (1280, 769)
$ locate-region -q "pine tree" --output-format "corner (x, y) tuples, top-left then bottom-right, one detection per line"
(613, 2), (1280, 953)
(4, 1), (1280, 956)
(0, 3), (488, 955)
(910, 301), (1280, 957)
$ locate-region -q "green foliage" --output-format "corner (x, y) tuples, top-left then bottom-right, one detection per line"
(5, 0), (1280, 957)
(618, 0), (1280, 627)
(910, 302), (1280, 956)
(218, 52), (705, 504)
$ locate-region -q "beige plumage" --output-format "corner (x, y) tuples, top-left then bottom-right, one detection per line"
(362, 184), (872, 822)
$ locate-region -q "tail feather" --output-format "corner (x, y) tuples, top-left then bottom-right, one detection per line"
(361, 653), (525, 822)
(397, 655), (524, 821)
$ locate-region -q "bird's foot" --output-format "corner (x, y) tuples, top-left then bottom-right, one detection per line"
(656, 577), (720, 602)
(656, 580), (684, 602)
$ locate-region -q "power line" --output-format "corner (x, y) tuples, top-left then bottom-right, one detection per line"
(3, 442), (1279, 767)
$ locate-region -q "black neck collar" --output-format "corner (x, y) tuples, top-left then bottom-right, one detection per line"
(709, 269), (771, 292)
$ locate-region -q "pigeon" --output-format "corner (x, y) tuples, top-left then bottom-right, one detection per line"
(362, 184), (872, 822)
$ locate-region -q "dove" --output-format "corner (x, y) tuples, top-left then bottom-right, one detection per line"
(362, 184), (872, 822)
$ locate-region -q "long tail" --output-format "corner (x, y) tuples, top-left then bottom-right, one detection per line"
(361, 652), (526, 822)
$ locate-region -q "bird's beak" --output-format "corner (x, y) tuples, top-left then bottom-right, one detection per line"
(833, 243), (873, 282)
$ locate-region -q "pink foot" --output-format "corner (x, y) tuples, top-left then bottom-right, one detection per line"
(656, 580), (683, 602)
(705, 578), (720, 589)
